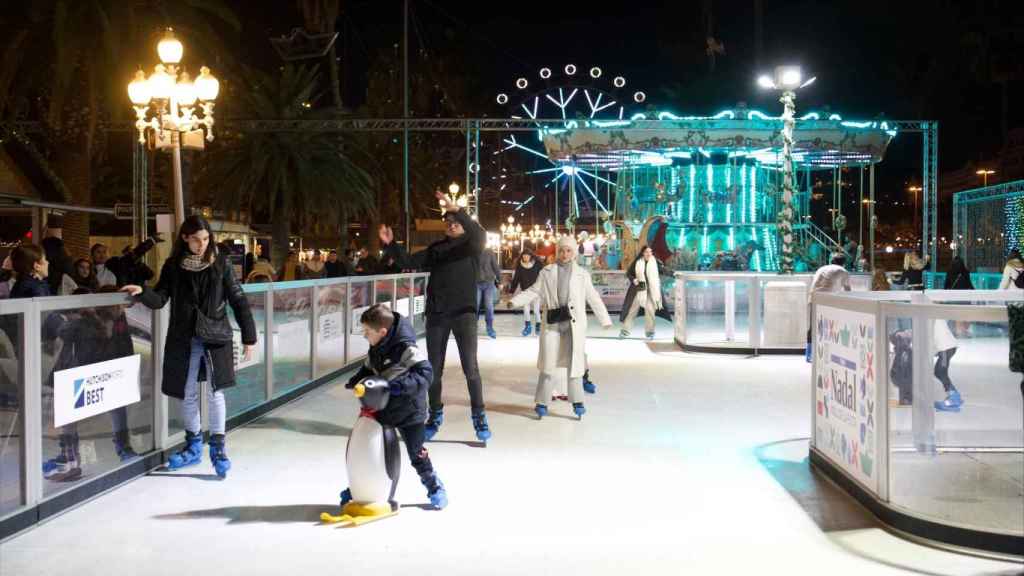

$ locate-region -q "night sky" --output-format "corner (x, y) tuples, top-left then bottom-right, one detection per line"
(235, 1), (1023, 223)
(265, 1), (1023, 160)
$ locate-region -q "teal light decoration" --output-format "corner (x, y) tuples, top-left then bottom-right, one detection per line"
(688, 164), (696, 221)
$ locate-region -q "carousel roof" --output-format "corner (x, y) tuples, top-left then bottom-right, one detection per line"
(540, 110), (896, 171)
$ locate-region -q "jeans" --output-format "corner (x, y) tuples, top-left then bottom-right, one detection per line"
(425, 312), (485, 414)
(522, 299), (541, 324)
(476, 282), (496, 331)
(183, 337), (226, 435)
(399, 422), (438, 490)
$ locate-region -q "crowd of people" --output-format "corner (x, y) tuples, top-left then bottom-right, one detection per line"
(241, 245), (401, 284)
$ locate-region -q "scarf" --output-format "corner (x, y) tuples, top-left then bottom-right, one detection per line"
(181, 252), (213, 273)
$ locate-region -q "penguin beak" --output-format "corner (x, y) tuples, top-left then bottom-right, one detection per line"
(353, 383), (366, 398)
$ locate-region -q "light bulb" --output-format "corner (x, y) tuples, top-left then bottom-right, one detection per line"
(157, 29), (183, 65)
(127, 69), (152, 105)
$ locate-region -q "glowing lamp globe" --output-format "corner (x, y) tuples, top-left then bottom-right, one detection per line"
(158, 29), (184, 64)
(127, 70), (152, 105)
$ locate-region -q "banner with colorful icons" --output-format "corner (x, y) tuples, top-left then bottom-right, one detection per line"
(813, 305), (879, 493)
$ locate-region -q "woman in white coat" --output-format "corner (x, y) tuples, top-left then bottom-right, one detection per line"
(620, 246), (662, 340)
(510, 236), (612, 419)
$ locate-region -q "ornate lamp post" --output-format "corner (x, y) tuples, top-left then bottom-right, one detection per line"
(128, 28), (219, 227)
(758, 65), (816, 273)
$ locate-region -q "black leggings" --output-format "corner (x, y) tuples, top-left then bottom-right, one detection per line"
(935, 348), (957, 393)
(425, 312), (484, 414)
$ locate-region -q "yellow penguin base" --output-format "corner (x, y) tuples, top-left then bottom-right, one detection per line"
(320, 501), (398, 527)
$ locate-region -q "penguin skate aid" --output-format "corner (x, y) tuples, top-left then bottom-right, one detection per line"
(322, 304), (447, 526)
(510, 236), (613, 420)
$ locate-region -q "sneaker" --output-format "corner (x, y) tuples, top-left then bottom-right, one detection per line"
(43, 455), (80, 481)
(934, 390), (963, 412)
(339, 488), (352, 507)
(471, 412), (492, 442)
(619, 329), (629, 339)
(113, 431), (139, 462)
(573, 402), (586, 419)
(645, 331), (655, 341)
(535, 322), (541, 336)
(424, 408), (444, 441)
(582, 371), (597, 394)
(522, 322), (532, 337)
(486, 327), (497, 339)
(805, 343), (813, 363)
(534, 404), (548, 418)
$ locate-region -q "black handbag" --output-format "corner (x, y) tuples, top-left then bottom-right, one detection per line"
(194, 262), (232, 345)
(195, 302), (232, 344)
(546, 306), (572, 324)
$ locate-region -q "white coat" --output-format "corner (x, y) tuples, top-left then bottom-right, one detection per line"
(510, 261), (611, 378)
(632, 257), (663, 309)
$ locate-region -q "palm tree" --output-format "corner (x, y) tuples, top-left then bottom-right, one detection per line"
(194, 64), (375, 269)
(297, 0), (343, 110)
(0, 1), (240, 257)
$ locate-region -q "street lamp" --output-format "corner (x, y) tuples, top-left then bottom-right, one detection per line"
(908, 185), (922, 230)
(975, 168), (995, 187)
(439, 182), (468, 212)
(757, 65), (816, 274)
(128, 28), (219, 227)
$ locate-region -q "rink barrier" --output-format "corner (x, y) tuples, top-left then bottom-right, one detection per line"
(810, 290), (1023, 557)
(0, 272), (429, 541)
(672, 271), (872, 355)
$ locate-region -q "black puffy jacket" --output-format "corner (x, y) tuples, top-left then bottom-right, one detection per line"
(347, 312), (432, 428)
(383, 210), (485, 317)
(137, 250), (257, 399)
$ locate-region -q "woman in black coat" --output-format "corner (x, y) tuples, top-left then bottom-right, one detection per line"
(943, 256), (975, 290)
(122, 215), (257, 478)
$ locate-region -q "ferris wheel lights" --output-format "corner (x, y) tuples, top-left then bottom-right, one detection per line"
(496, 93), (508, 104)
(565, 64), (577, 75)
(539, 67), (552, 79)
(590, 67), (602, 78)
(633, 91), (646, 103)
(516, 78), (528, 89)
(613, 76), (626, 87)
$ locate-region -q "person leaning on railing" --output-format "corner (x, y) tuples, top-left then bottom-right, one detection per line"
(121, 215), (257, 479)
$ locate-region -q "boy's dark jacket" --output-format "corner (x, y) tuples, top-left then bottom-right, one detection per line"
(346, 312), (431, 428)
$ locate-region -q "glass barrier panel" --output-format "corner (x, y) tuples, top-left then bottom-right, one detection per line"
(590, 271), (629, 313)
(395, 277), (414, 320)
(0, 312), (23, 515)
(271, 287), (313, 398)
(413, 277), (427, 333)
(224, 291), (269, 417)
(348, 281), (373, 362)
(39, 302), (155, 499)
(761, 278), (807, 348)
(315, 283), (347, 379)
(684, 280), (750, 345)
(375, 279), (396, 309)
(887, 315), (1023, 536)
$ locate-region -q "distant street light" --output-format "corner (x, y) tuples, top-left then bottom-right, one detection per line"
(975, 168), (995, 187)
